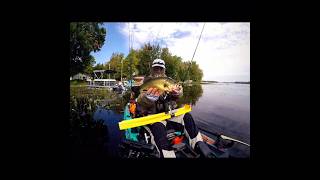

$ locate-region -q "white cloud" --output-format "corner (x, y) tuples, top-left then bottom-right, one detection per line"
(118, 22), (250, 82)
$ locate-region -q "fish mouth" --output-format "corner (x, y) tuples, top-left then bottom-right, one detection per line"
(171, 89), (180, 96)
(171, 92), (179, 96)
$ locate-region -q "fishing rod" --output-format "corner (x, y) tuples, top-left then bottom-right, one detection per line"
(183, 23), (206, 82)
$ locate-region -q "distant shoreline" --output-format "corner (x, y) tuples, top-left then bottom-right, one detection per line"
(200, 81), (250, 84)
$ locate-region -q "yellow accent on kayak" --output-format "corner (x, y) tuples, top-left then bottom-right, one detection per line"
(119, 104), (192, 130)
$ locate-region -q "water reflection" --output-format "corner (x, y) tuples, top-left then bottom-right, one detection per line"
(93, 107), (123, 157)
(177, 84), (203, 106)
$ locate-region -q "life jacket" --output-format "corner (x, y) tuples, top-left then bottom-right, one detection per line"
(129, 99), (137, 117)
(172, 136), (184, 145)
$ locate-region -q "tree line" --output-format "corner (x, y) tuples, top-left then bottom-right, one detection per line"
(70, 22), (203, 82)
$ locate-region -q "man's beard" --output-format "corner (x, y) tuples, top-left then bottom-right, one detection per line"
(153, 73), (163, 77)
(151, 69), (165, 77)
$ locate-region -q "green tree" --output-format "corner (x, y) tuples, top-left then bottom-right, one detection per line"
(84, 62), (94, 75)
(70, 22), (106, 76)
(189, 61), (203, 82)
(123, 49), (139, 79)
(105, 53), (124, 79)
(103, 42), (204, 82)
(160, 48), (182, 79)
(93, 63), (106, 70)
(137, 43), (161, 76)
(177, 62), (188, 82)
(177, 61), (203, 82)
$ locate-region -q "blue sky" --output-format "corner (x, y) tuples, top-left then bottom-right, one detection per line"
(90, 23), (128, 65)
(91, 22), (250, 82)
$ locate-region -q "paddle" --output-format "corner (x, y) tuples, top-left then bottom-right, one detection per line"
(198, 127), (250, 147)
(220, 135), (250, 147)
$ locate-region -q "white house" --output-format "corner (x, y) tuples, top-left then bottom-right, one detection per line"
(70, 73), (91, 81)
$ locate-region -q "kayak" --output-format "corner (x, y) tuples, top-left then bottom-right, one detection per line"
(118, 103), (234, 158)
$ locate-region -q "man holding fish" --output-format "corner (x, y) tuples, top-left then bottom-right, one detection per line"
(136, 59), (213, 158)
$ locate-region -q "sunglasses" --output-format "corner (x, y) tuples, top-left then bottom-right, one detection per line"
(152, 66), (163, 70)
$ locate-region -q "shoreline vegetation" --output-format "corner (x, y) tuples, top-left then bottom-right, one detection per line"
(70, 79), (250, 87)
(70, 80), (88, 86)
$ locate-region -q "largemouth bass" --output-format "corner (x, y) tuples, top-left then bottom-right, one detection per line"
(139, 77), (182, 94)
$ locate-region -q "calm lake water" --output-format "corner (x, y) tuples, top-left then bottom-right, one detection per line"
(93, 83), (250, 158)
(190, 83), (250, 157)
